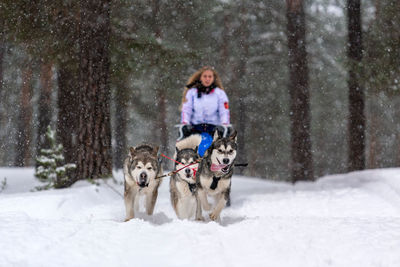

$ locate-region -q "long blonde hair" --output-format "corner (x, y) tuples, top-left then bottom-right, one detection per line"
(181, 66), (225, 107)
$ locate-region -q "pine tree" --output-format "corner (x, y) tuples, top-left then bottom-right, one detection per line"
(286, 0), (314, 182)
(347, 0), (365, 171)
(35, 126), (76, 190)
(76, 0), (112, 180)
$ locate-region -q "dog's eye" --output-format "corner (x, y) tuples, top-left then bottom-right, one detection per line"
(147, 167), (152, 170)
(228, 149), (233, 154)
(137, 166), (142, 169)
(218, 149), (223, 153)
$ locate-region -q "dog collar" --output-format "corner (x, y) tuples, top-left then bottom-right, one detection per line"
(137, 181), (149, 188)
(177, 174), (196, 193)
(188, 182), (196, 193)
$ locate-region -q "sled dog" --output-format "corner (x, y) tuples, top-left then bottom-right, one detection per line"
(170, 144), (201, 220)
(123, 144), (163, 221)
(174, 134), (202, 155)
(195, 130), (237, 221)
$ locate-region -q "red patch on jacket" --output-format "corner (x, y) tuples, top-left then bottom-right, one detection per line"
(224, 102), (229, 109)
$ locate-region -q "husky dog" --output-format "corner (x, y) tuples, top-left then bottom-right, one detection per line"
(195, 131), (237, 221)
(169, 145), (200, 220)
(123, 144), (163, 221)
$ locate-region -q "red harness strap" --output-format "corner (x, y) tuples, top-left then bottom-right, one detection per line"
(160, 153), (199, 179)
(161, 153), (182, 165)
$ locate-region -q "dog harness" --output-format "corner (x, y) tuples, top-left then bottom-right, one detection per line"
(210, 176), (221, 190)
(188, 182), (196, 193)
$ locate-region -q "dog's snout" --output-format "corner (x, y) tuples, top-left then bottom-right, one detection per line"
(139, 172), (148, 186)
(185, 168), (191, 174)
(223, 158), (230, 164)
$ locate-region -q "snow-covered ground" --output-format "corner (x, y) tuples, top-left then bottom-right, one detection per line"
(0, 167), (400, 267)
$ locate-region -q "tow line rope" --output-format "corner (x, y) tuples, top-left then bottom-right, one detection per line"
(234, 163), (248, 167)
(155, 153), (200, 180)
(156, 153), (248, 179)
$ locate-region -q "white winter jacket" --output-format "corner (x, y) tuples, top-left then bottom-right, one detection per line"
(181, 87), (230, 125)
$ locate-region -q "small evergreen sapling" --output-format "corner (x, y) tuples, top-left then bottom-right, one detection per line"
(35, 126), (76, 190)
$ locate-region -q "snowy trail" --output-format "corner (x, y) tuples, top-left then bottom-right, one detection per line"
(0, 168), (400, 267)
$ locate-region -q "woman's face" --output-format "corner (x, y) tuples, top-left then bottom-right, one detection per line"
(200, 70), (215, 87)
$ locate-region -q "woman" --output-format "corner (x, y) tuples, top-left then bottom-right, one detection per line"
(180, 66), (231, 138)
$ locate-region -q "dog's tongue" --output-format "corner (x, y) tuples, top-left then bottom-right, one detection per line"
(211, 163), (228, 172)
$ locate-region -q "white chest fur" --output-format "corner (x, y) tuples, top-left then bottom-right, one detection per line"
(176, 181), (193, 197)
(175, 181), (196, 219)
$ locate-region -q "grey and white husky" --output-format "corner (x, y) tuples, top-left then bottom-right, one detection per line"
(195, 131), (237, 221)
(123, 144), (163, 221)
(170, 135), (201, 220)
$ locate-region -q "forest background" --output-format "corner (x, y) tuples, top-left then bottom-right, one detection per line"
(0, 0), (399, 182)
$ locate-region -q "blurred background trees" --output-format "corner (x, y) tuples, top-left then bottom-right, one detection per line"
(0, 0), (399, 182)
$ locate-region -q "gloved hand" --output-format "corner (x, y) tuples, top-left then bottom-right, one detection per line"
(182, 124), (193, 137)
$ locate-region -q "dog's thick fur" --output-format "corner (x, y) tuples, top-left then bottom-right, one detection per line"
(170, 144), (200, 220)
(195, 131), (237, 221)
(174, 134), (202, 155)
(123, 144), (163, 221)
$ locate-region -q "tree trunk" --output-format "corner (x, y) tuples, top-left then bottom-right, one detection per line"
(57, 65), (79, 172)
(221, 13), (230, 70)
(395, 97), (400, 167)
(235, 4), (249, 174)
(15, 64), (33, 166)
(36, 62), (53, 159)
(152, 0), (168, 154)
(347, 0), (365, 171)
(220, 6), (248, 175)
(76, 0), (112, 180)
(156, 88), (168, 154)
(0, 21), (5, 127)
(367, 105), (378, 169)
(286, 0), (314, 182)
(114, 85), (128, 169)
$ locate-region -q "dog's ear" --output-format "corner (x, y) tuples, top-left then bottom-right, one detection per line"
(229, 130), (237, 142)
(152, 145), (159, 157)
(213, 130), (219, 142)
(129, 146), (136, 158)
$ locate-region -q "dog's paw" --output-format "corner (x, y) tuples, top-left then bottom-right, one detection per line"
(124, 216), (134, 222)
(209, 212), (220, 221)
(195, 216), (205, 221)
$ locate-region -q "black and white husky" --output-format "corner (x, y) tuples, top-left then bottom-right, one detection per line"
(195, 131), (237, 221)
(170, 136), (201, 220)
(123, 144), (163, 221)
